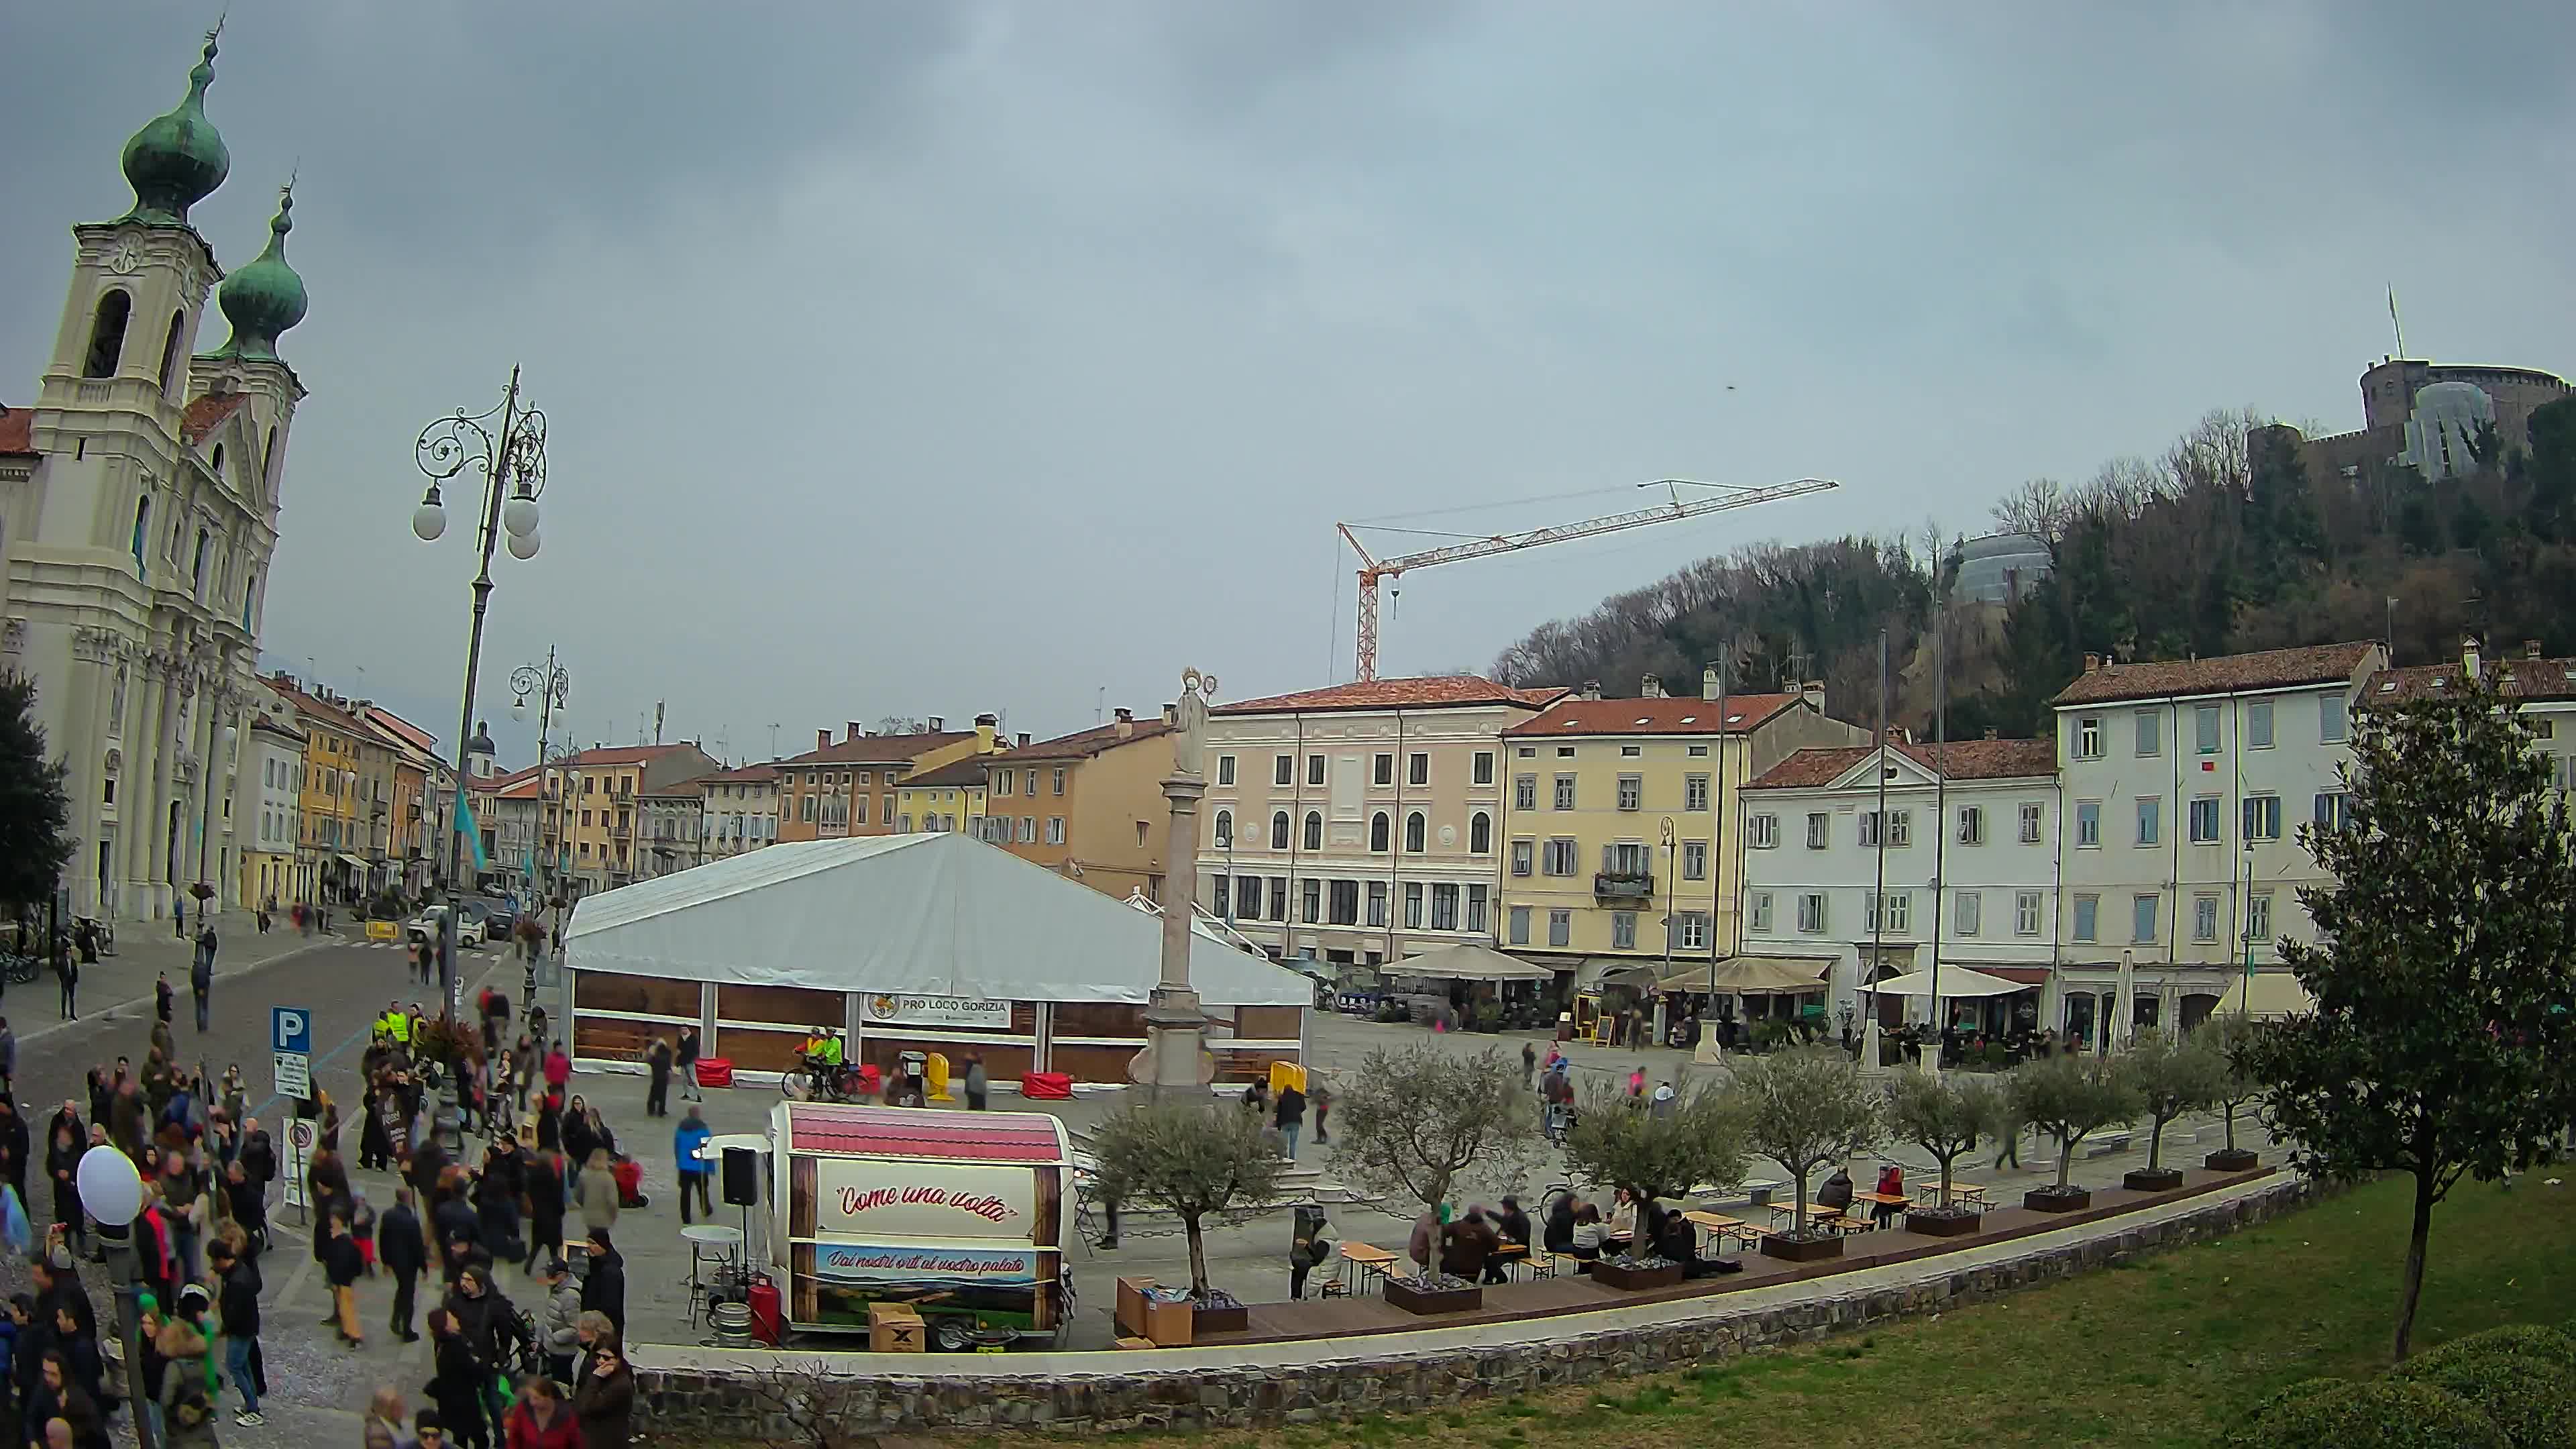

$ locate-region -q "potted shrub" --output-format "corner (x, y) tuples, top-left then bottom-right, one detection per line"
(1729, 1049), (1882, 1262)
(1886, 1069), (2000, 1237)
(2200, 1014), (2266, 1172)
(2006, 1052), (2140, 1212)
(1562, 1083), (1748, 1283)
(2123, 1028), (2226, 1191)
(1087, 1099), (1287, 1326)
(1383, 1272), (1483, 1316)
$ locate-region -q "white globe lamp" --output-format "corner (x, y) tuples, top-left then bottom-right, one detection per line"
(76, 1147), (142, 1226)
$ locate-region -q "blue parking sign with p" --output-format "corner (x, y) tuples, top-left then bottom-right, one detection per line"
(272, 1006), (310, 1055)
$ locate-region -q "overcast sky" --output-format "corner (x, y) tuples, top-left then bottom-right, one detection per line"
(8, 3), (2572, 765)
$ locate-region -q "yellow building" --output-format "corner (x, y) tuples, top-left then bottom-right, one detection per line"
(894, 757), (989, 833)
(985, 708), (1176, 901)
(264, 675), (372, 904)
(773, 714), (1006, 843)
(1498, 672), (1864, 981)
(549, 742), (721, 896)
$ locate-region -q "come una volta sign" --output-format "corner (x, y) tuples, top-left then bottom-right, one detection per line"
(862, 993), (1011, 1030)
(815, 1159), (1034, 1240)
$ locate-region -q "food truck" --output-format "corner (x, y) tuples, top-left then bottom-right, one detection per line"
(767, 1099), (1071, 1350)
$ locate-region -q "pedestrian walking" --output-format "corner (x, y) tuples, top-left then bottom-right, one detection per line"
(575, 1338), (635, 1449)
(643, 1038), (671, 1120)
(156, 973), (174, 1026)
(672, 1109), (712, 1226)
(1992, 1104), (2023, 1170)
(52, 945), (75, 1020)
(537, 1257), (582, 1384)
(523, 1150), (566, 1277)
(1311, 1083), (1332, 1145)
(47, 1120), (86, 1253)
(322, 1211), (366, 1348)
(425, 1309), (492, 1449)
(1, 1016), (17, 1095)
(504, 1375), (580, 1449)
(576, 1228), (625, 1336)
(963, 1052), (989, 1111)
(382, 1186), (427, 1341)
(1273, 1081), (1305, 1160)
(207, 1236), (265, 1426)
(1521, 1040), (1537, 1089)
(191, 928), (215, 1033)
(674, 1027), (702, 1104)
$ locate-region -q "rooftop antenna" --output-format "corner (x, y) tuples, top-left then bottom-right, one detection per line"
(2389, 286), (2406, 360)
(1096, 686), (1104, 727)
(767, 722), (780, 760)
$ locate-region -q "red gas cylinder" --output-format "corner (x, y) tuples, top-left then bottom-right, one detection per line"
(747, 1276), (784, 1346)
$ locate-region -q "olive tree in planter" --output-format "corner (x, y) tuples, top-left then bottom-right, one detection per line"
(1885, 1069), (2000, 1236)
(1562, 1085), (1748, 1284)
(2006, 1051), (2140, 1211)
(1331, 1043), (1542, 1293)
(1087, 1099), (1286, 1315)
(2122, 1028), (2227, 1191)
(2200, 1014), (2266, 1171)
(1728, 1048), (1882, 1262)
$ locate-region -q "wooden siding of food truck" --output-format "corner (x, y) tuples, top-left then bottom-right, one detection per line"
(783, 1152), (1063, 1332)
(788, 1242), (1059, 1331)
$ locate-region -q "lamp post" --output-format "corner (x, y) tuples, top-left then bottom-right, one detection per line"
(512, 649), (570, 899)
(74, 1147), (156, 1449)
(412, 367), (548, 1144)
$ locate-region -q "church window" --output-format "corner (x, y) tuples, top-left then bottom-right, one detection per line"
(211, 444), (225, 479)
(158, 311), (186, 394)
(83, 290), (131, 378)
(130, 496), (151, 574)
(193, 529), (211, 595)
(242, 570), (256, 631)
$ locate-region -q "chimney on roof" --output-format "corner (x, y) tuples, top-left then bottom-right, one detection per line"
(1580, 679), (1601, 701)
(847, 721), (863, 742)
(1016, 732), (1031, 748)
(2083, 651), (2101, 673)
(1801, 680), (1825, 712)
(1984, 727), (1998, 741)
(927, 716), (945, 732)
(1114, 707), (1134, 739)
(975, 712), (998, 751)
(1702, 665), (1721, 702)
(2463, 633), (2482, 680)
(816, 729), (830, 752)
(2526, 639), (2544, 660)
(1162, 702), (1177, 727)
(1640, 674), (1664, 698)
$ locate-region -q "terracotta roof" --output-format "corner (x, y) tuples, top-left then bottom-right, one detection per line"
(2050, 643), (2379, 706)
(0, 405), (34, 458)
(1503, 693), (1801, 737)
(639, 776), (710, 798)
(1747, 737), (2057, 790)
(246, 716), (306, 745)
(180, 393), (250, 445)
(2370, 652), (2576, 704)
(698, 763), (779, 784)
(492, 774), (543, 801)
(561, 743), (695, 767)
(993, 717), (1172, 761)
(773, 731), (975, 767)
(1216, 676), (1567, 716)
(901, 757), (990, 790)
(263, 676), (368, 737)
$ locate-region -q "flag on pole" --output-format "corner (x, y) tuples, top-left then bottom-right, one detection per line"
(458, 794), (489, 873)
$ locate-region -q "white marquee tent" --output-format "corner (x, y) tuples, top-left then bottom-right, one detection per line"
(564, 832), (1311, 1006)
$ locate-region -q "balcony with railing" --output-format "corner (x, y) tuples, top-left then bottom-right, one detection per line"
(1593, 871), (1654, 900)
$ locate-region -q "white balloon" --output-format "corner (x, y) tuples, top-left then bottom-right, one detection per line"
(76, 1147), (142, 1226)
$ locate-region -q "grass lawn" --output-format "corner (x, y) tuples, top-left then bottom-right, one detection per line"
(955, 1173), (2575, 1449)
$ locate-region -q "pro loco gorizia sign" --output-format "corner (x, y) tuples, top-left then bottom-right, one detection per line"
(863, 993), (1012, 1029)
(815, 1159), (1035, 1240)
(814, 1243), (1039, 1285)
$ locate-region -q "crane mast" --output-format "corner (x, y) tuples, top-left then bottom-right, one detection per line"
(1338, 476), (1840, 681)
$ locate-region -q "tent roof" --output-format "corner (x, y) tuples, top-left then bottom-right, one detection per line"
(1656, 955), (1834, 996)
(1862, 966), (2027, 998)
(564, 832), (1309, 1006)
(1386, 942), (1556, 982)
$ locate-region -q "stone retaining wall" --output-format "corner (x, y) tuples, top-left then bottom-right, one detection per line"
(637, 1178), (2312, 1438)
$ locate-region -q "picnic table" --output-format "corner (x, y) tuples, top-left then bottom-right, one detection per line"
(1682, 1210), (1770, 1251)
(1339, 1240), (1400, 1295)
(1913, 1181), (1992, 1206)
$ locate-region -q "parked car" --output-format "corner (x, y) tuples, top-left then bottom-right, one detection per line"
(404, 904), (488, 945)
(476, 896), (519, 941)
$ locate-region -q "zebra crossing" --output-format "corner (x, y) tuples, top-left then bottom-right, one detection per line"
(355, 938), (510, 958)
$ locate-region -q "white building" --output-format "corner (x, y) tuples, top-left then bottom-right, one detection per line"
(0, 32), (309, 922)
(2049, 641), (2383, 1045)
(1197, 676), (1564, 969)
(698, 763), (782, 861)
(239, 711), (303, 910)
(1739, 737), (2061, 1032)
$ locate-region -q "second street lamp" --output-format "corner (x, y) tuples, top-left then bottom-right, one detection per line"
(411, 366), (549, 1147)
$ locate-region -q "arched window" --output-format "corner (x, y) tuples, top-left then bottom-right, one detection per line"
(1370, 812), (1389, 853)
(241, 569), (256, 630)
(1470, 810), (1492, 854)
(1405, 811), (1427, 853)
(83, 290), (131, 378)
(192, 528), (210, 595)
(211, 443), (225, 480)
(262, 426), (279, 490)
(129, 496), (151, 573)
(1213, 809), (1232, 849)
(1303, 810), (1323, 851)
(1270, 810), (1290, 850)
(158, 311), (186, 394)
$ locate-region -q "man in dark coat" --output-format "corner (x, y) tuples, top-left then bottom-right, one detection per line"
(380, 1187), (427, 1342)
(576, 1228), (625, 1336)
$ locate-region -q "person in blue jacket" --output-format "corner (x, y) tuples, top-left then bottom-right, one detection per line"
(672, 1108), (714, 1225)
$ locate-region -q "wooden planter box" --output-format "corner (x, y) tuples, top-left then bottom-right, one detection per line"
(2024, 1187), (2092, 1213)
(1592, 1259), (1686, 1292)
(1383, 1277), (1483, 1316)
(2204, 1148), (2260, 1173)
(1904, 1208), (1982, 1238)
(1191, 1300), (1250, 1334)
(2123, 1167), (2186, 1193)
(1760, 1232), (1844, 1264)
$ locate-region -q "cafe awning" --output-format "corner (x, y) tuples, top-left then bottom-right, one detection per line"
(1387, 943), (1556, 983)
(2216, 970), (2313, 1018)
(335, 853), (369, 871)
(1655, 955), (1833, 996)
(1863, 965), (2026, 998)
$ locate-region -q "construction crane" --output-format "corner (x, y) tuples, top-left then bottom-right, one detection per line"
(1337, 476), (1840, 681)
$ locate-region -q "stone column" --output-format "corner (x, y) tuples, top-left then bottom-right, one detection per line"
(1136, 669), (1217, 1104)
(130, 661), (170, 917)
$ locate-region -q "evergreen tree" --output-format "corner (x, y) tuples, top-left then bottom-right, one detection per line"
(2244, 671), (2576, 1362)
(0, 674), (74, 912)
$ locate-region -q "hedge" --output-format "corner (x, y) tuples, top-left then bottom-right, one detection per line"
(2227, 1377), (2506, 1449)
(2392, 1345), (2576, 1449)
(2406, 1323), (2576, 1373)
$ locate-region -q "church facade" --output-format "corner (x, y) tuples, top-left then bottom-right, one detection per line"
(0, 29), (311, 924)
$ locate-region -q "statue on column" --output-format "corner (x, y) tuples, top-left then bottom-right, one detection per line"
(1172, 667), (1218, 779)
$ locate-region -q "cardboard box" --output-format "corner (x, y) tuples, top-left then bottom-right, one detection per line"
(868, 1302), (924, 1353)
